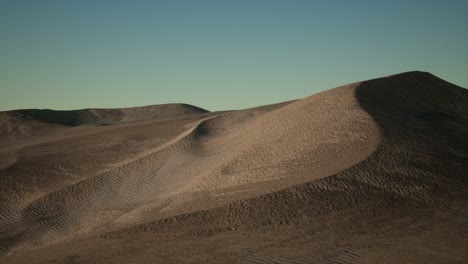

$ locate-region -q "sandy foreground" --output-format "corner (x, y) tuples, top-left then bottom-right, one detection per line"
(0, 71), (467, 263)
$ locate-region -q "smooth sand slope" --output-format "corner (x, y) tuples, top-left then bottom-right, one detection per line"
(0, 71), (467, 263)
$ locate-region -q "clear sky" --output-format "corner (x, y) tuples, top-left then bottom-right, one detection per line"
(1, 0), (467, 111)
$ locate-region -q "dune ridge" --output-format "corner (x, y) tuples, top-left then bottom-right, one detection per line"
(0, 71), (467, 263)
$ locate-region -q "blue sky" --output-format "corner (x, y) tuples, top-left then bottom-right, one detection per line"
(1, 0), (467, 111)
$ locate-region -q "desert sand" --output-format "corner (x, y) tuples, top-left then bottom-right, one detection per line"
(0, 71), (467, 263)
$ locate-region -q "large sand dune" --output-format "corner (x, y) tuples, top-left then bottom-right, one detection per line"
(0, 71), (467, 263)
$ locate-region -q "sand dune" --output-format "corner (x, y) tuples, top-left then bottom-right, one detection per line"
(0, 71), (467, 263)
(0, 103), (208, 141)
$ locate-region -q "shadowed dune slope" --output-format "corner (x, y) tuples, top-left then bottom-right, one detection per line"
(1, 71), (467, 264)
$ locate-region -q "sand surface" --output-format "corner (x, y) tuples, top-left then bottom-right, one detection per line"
(0, 71), (467, 263)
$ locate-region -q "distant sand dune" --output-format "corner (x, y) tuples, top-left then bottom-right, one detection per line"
(0, 103), (209, 141)
(0, 71), (467, 263)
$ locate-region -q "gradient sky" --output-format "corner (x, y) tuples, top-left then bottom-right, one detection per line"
(1, 0), (467, 111)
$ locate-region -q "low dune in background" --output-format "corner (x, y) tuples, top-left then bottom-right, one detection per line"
(0, 71), (467, 263)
